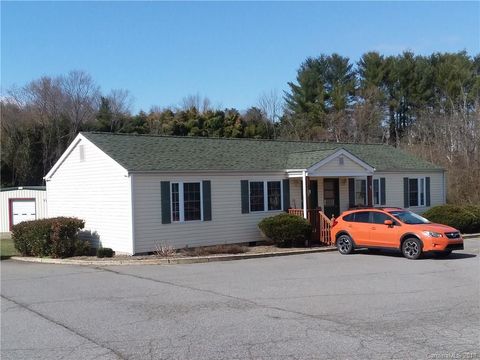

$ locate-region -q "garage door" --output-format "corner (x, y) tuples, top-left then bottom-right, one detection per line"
(11, 200), (36, 225)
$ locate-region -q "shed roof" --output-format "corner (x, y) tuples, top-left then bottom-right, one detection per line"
(81, 132), (442, 173)
(0, 186), (46, 192)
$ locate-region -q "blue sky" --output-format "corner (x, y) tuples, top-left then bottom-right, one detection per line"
(2, 1), (479, 112)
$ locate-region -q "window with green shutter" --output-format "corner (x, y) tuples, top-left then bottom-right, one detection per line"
(162, 180), (212, 223)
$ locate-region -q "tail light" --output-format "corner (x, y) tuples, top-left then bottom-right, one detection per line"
(331, 218), (338, 228)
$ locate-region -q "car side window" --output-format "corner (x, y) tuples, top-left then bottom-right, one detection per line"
(371, 212), (394, 224)
(343, 213), (354, 222)
(353, 211), (370, 223)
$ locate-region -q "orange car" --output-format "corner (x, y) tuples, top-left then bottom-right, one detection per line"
(331, 207), (464, 259)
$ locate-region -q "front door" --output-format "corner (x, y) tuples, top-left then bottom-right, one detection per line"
(323, 178), (340, 218)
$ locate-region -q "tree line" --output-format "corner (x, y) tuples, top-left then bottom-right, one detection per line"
(1, 51), (479, 204)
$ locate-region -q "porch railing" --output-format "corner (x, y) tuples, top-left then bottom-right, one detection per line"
(288, 209), (334, 245)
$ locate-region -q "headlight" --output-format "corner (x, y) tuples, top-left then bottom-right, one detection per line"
(422, 231), (443, 238)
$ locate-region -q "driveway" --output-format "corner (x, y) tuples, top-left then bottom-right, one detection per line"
(1, 240), (479, 360)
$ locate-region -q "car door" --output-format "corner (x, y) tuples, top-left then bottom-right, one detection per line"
(369, 211), (402, 248)
(345, 211), (372, 246)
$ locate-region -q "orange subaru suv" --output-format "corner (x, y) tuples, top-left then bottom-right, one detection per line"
(331, 207), (464, 259)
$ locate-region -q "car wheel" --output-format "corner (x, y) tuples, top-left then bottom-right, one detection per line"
(434, 250), (452, 258)
(402, 238), (422, 260)
(337, 234), (354, 255)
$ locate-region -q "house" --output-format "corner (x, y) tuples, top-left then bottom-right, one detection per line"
(1, 186), (47, 235)
(45, 132), (445, 255)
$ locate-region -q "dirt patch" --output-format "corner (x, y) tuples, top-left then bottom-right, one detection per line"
(67, 244), (330, 262)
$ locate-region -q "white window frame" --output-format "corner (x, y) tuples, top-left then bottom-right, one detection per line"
(409, 177), (426, 207)
(373, 178), (380, 206)
(249, 180), (283, 212)
(171, 181), (203, 222)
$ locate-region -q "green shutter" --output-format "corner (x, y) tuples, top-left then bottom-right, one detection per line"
(240, 180), (249, 214)
(160, 181), (171, 224)
(403, 177), (409, 208)
(282, 179), (290, 211)
(380, 177), (386, 205)
(425, 177), (431, 207)
(202, 180), (212, 221)
(348, 178), (355, 208)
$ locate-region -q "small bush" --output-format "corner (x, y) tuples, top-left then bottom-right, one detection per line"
(258, 213), (312, 247)
(423, 205), (480, 233)
(12, 217), (85, 258)
(96, 247), (114, 258)
(153, 240), (176, 257)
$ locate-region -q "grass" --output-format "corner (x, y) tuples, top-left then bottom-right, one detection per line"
(1, 236), (19, 260)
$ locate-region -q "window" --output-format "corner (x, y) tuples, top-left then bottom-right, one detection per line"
(249, 182), (265, 212)
(183, 183), (201, 221)
(249, 180), (282, 212)
(390, 210), (430, 224)
(267, 181), (282, 210)
(371, 212), (394, 225)
(353, 211), (370, 223)
(171, 182), (202, 222)
(355, 179), (366, 206)
(409, 178), (425, 207)
(373, 179), (380, 205)
(343, 213), (354, 222)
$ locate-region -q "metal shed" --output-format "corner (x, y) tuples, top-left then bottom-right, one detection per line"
(0, 186), (47, 234)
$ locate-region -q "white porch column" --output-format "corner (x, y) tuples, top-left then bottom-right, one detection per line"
(302, 170), (307, 219)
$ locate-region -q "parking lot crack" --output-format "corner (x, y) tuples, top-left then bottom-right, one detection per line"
(0, 294), (126, 360)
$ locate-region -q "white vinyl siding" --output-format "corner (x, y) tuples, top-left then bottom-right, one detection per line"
(375, 171), (445, 213)
(132, 173), (286, 253)
(46, 137), (133, 254)
(0, 189), (47, 233)
(314, 156), (367, 175)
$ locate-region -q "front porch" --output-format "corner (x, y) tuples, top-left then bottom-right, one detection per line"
(285, 148), (376, 244)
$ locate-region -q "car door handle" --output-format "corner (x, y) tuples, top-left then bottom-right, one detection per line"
(371, 227), (376, 230)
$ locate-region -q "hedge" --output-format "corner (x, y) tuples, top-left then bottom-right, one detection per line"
(423, 205), (480, 234)
(258, 213), (312, 247)
(12, 217), (88, 258)
(96, 247), (114, 258)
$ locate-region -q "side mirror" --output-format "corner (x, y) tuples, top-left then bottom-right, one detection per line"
(384, 220), (393, 226)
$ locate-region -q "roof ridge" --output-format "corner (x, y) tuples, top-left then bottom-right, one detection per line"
(81, 132), (387, 146)
(288, 148), (339, 155)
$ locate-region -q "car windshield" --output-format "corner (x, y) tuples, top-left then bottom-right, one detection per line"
(389, 210), (431, 224)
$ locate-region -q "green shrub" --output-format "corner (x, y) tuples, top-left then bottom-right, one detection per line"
(96, 247), (114, 258)
(258, 213), (312, 247)
(12, 217), (85, 258)
(423, 205), (480, 233)
(74, 239), (91, 256)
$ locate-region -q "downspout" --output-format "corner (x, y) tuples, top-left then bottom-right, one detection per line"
(130, 174), (136, 255)
(302, 170), (308, 219)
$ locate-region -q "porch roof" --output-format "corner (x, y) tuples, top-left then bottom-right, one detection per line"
(286, 148), (376, 177)
(286, 149), (338, 169)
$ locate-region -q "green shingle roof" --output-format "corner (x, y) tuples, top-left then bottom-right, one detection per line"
(286, 149), (338, 169)
(81, 132), (443, 173)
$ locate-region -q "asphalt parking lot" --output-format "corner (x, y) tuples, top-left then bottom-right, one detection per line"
(1, 240), (479, 360)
